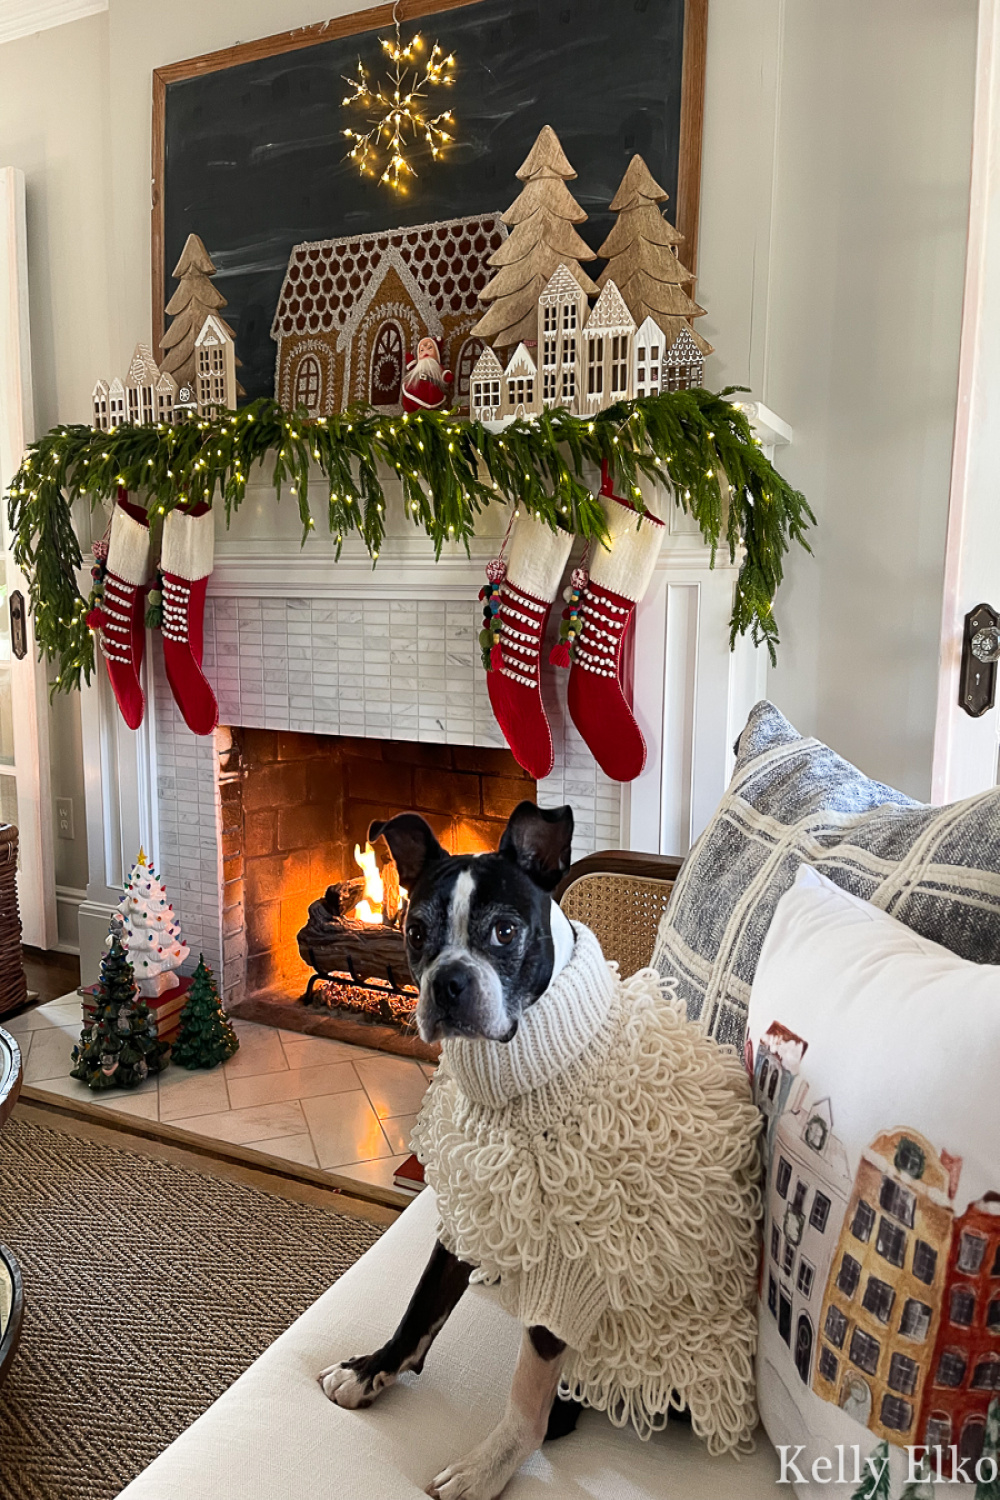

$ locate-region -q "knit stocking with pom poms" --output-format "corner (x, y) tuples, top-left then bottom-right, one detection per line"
(481, 512), (573, 780)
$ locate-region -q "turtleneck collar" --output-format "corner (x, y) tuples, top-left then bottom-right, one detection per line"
(441, 922), (617, 1108)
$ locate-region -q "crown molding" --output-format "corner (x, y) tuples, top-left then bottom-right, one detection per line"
(0, 0), (106, 47)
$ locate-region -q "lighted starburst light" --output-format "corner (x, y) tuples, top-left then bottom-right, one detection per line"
(341, 10), (456, 192)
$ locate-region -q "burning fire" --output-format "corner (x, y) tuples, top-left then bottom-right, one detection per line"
(353, 841), (407, 925)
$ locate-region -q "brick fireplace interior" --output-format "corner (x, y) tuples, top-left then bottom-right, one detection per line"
(220, 729), (535, 1009)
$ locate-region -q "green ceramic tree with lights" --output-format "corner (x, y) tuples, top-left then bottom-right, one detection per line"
(848, 1442), (892, 1500)
(70, 930), (169, 1089)
(170, 954), (239, 1070)
(976, 1399), (1000, 1500)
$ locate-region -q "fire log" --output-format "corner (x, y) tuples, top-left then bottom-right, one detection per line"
(297, 899), (411, 986)
(320, 878), (365, 917)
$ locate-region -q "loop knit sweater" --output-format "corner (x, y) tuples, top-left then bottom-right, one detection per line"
(411, 921), (763, 1455)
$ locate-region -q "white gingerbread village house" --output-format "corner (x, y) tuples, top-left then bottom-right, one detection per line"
(92, 325), (237, 431)
(469, 135), (710, 426)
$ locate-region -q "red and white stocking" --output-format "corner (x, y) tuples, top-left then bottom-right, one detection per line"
(86, 491), (151, 730)
(160, 503), (218, 736)
(566, 475), (665, 782)
(485, 513), (573, 780)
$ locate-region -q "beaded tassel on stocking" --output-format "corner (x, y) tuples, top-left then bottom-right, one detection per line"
(160, 503), (219, 736)
(565, 471), (665, 782)
(484, 513), (573, 780)
(86, 489), (151, 730)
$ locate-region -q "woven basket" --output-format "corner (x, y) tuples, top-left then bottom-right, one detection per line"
(0, 826), (26, 1018)
(559, 870), (675, 979)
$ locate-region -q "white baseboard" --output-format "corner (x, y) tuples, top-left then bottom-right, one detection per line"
(53, 883), (86, 955)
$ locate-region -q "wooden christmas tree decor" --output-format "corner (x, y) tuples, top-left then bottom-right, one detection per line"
(70, 932), (169, 1090)
(160, 234), (241, 398)
(597, 154), (713, 361)
(473, 125), (599, 351)
(171, 955), (239, 1070)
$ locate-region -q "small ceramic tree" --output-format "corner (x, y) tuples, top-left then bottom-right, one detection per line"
(976, 1399), (1000, 1500)
(71, 932), (169, 1090)
(849, 1441), (891, 1500)
(111, 849), (189, 998)
(171, 955), (239, 1070)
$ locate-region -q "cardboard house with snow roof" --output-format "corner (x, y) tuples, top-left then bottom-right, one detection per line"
(194, 313), (237, 416)
(270, 213), (507, 417)
(92, 329), (233, 430)
(582, 280), (636, 411)
(468, 260), (709, 426)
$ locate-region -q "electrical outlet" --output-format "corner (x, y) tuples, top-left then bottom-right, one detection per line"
(56, 797), (74, 840)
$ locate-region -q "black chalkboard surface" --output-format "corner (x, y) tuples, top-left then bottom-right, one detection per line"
(155, 0), (704, 402)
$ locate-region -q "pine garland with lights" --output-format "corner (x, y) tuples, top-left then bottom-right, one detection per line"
(5, 389), (814, 694)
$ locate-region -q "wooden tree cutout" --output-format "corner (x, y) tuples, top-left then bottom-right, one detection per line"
(597, 154), (712, 355)
(160, 233), (242, 392)
(473, 125), (599, 351)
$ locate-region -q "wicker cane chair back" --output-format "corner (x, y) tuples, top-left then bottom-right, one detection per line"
(554, 850), (684, 979)
(0, 827), (26, 1019)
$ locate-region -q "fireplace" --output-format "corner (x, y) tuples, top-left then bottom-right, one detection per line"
(78, 427), (786, 1001)
(218, 726), (533, 1056)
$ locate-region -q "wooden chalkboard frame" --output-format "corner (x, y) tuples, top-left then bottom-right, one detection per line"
(151, 0), (707, 363)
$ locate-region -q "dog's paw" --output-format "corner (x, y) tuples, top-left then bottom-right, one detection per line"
(318, 1357), (396, 1409)
(426, 1446), (518, 1500)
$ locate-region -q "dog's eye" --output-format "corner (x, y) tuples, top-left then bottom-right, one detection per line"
(491, 920), (517, 947)
(407, 918), (426, 951)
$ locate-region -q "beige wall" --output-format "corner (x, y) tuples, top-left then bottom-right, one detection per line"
(0, 0), (979, 928)
(0, 11), (111, 946)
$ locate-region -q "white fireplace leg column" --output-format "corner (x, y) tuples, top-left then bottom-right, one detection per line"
(78, 646), (159, 984)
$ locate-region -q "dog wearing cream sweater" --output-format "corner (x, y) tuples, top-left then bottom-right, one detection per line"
(319, 803), (762, 1500)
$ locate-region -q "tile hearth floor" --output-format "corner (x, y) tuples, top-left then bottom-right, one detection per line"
(7, 995), (434, 1197)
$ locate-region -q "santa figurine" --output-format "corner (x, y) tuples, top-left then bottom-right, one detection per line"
(401, 336), (454, 413)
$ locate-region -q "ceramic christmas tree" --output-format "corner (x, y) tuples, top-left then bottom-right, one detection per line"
(472, 125), (599, 351)
(848, 1442), (891, 1500)
(111, 849), (189, 998)
(70, 931), (169, 1090)
(596, 154), (712, 356)
(171, 955), (239, 1070)
(977, 1400), (1000, 1500)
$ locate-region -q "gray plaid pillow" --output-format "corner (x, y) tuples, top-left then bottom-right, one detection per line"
(652, 700), (1000, 1048)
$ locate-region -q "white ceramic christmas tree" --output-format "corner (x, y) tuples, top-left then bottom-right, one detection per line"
(107, 848), (190, 998)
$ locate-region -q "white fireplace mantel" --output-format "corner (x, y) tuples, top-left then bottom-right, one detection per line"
(77, 402), (791, 984)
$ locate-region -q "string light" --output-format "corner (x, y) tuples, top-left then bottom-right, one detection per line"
(341, 5), (456, 192)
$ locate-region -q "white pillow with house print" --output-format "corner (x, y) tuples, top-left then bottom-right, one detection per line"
(747, 865), (1000, 1500)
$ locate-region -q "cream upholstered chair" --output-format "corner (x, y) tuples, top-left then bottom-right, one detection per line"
(555, 849), (683, 979)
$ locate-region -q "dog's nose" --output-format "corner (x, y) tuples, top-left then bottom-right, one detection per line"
(433, 963), (471, 1017)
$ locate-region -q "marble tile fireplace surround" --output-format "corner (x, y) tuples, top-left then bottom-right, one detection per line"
(77, 405), (788, 994)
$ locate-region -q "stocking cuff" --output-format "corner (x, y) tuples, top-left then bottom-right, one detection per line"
(161, 504), (215, 582)
(107, 500), (151, 587)
(588, 498), (665, 603)
(506, 513), (573, 602)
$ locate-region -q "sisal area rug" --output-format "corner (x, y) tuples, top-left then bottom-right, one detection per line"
(0, 1115), (384, 1500)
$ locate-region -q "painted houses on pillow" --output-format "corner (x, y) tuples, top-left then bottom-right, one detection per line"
(270, 213), (506, 417)
(753, 1045), (853, 1393)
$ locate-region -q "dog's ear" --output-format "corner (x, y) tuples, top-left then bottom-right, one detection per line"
(498, 802), (574, 892)
(369, 814), (448, 891)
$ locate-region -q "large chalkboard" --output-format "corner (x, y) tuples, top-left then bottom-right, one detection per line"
(153, 0), (705, 403)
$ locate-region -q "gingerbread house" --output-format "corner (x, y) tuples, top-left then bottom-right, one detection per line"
(271, 213), (507, 417)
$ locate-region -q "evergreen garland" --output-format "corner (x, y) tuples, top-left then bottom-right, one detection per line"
(5, 389), (814, 694)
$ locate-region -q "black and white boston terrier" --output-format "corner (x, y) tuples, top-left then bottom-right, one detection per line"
(319, 801), (579, 1500)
